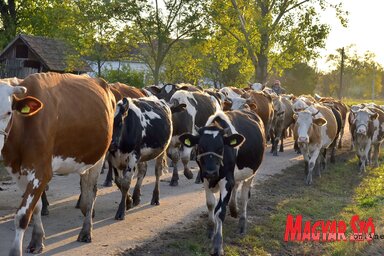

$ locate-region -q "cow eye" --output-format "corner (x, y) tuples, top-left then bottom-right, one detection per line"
(7, 111), (11, 115)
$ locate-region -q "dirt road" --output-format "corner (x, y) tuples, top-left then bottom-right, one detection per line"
(0, 138), (303, 255)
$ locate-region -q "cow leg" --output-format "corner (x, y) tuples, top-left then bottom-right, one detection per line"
(279, 136), (284, 152)
(10, 174), (49, 256)
(306, 149), (320, 185)
(41, 189), (49, 216)
(338, 124), (345, 149)
(181, 146), (193, 180)
(102, 159), (114, 187)
(151, 153), (165, 205)
(269, 131), (275, 153)
(372, 143), (380, 168)
(26, 198), (45, 254)
(229, 182), (240, 218)
(195, 170), (202, 184)
(273, 137), (279, 156)
(204, 180), (216, 239)
(239, 177), (253, 234)
(115, 183), (129, 220)
(211, 178), (233, 256)
(169, 146), (180, 186)
(133, 162), (147, 207)
(77, 157), (103, 243)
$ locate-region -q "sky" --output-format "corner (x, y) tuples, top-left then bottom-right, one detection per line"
(316, 0), (384, 71)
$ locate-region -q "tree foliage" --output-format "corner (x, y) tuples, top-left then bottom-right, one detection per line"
(207, 0), (346, 83)
(113, 0), (207, 85)
(321, 45), (383, 99)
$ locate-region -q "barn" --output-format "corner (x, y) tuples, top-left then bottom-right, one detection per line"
(0, 34), (92, 78)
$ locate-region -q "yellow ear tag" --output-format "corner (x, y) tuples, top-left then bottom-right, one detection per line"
(21, 105), (30, 114)
(230, 138), (237, 146)
(184, 138), (191, 146)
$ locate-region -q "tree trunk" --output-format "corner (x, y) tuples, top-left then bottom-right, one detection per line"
(256, 32), (269, 83)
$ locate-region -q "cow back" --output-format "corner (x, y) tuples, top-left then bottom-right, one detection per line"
(3, 72), (115, 168)
(224, 111), (265, 170)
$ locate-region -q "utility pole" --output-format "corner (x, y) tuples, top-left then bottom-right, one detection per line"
(372, 66), (376, 101)
(338, 47), (345, 100)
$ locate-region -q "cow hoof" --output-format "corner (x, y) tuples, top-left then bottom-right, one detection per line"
(26, 245), (44, 254)
(26, 241), (44, 254)
(115, 211), (125, 220)
(169, 179), (179, 186)
(103, 180), (113, 187)
(150, 200), (160, 205)
(77, 232), (92, 243)
(279, 148), (284, 152)
(41, 207), (49, 216)
(184, 169), (193, 179)
(133, 198), (141, 207)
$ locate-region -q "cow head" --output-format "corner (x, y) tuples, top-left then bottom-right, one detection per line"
(0, 83), (43, 153)
(179, 127), (244, 179)
(351, 108), (378, 136)
(293, 110), (327, 144)
(109, 98), (129, 170)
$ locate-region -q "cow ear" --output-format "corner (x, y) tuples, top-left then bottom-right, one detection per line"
(12, 96), (43, 116)
(224, 133), (245, 148)
(170, 103), (186, 113)
(247, 103), (257, 110)
(370, 112), (379, 120)
(179, 133), (199, 147)
(313, 117), (327, 126)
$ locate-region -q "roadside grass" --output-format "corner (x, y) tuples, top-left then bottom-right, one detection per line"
(224, 153), (384, 256)
(123, 152), (384, 256)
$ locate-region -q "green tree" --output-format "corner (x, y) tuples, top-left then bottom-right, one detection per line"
(114, 0), (207, 85)
(208, 0), (346, 83)
(281, 62), (318, 95)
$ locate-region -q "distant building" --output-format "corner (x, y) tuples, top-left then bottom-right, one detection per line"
(0, 34), (92, 78)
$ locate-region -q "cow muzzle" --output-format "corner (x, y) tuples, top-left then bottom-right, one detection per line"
(202, 168), (220, 179)
(298, 136), (309, 143)
(356, 124), (368, 135)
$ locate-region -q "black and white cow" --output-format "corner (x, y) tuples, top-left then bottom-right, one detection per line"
(179, 110), (265, 256)
(168, 90), (219, 186)
(109, 96), (172, 220)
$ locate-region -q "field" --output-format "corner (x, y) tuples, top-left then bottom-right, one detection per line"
(124, 150), (384, 256)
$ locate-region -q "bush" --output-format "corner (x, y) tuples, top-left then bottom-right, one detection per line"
(102, 65), (145, 88)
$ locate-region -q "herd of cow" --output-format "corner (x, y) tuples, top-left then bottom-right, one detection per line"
(0, 72), (383, 256)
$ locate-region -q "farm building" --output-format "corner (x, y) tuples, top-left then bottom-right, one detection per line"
(0, 34), (92, 78)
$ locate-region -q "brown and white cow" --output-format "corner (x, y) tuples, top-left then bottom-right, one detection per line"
(0, 72), (115, 255)
(293, 104), (337, 184)
(316, 95), (348, 148)
(350, 106), (384, 172)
